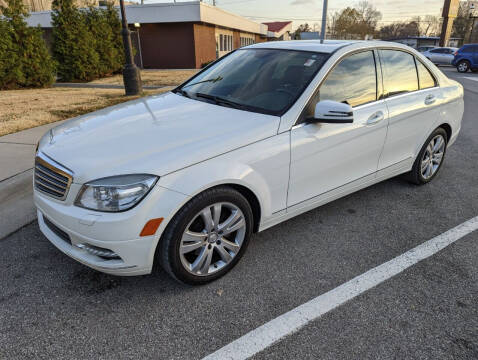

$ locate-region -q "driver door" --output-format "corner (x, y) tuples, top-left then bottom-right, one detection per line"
(287, 50), (389, 207)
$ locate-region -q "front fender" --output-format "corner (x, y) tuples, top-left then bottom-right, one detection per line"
(158, 160), (271, 219)
(157, 133), (291, 224)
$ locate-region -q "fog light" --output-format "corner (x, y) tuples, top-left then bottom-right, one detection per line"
(76, 243), (120, 259)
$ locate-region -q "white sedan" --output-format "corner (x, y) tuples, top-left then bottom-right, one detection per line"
(34, 40), (464, 284)
(422, 47), (458, 65)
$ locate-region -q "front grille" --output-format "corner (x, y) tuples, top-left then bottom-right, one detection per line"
(34, 153), (73, 201)
(43, 216), (71, 244)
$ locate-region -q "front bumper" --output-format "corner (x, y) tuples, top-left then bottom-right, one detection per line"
(37, 210), (154, 275)
(34, 183), (189, 276)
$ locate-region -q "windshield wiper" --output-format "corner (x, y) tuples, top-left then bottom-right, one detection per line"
(181, 76), (223, 89)
(194, 93), (248, 111)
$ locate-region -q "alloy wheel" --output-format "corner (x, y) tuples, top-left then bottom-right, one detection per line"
(179, 202), (246, 276)
(420, 134), (445, 180)
(458, 62), (469, 72)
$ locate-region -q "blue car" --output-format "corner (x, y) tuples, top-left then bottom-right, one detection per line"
(452, 44), (478, 73)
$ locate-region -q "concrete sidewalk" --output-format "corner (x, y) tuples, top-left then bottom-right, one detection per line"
(0, 121), (65, 239)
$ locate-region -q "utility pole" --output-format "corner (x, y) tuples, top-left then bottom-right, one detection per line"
(320, 0), (328, 44)
(439, 0), (459, 47)
(119, 0), (142, 96)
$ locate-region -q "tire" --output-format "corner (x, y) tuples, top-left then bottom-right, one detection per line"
(157, 186), (253, 285)
(457, 60), (470, 73)
(407, 127), (448, 185)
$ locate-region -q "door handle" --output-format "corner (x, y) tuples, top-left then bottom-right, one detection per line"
(366, 111), (384, 125)
(425, 94), (436, 105)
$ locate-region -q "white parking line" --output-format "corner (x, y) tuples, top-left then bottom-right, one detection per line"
(463, 77), (478, 82)
(202, 216), (478, 360)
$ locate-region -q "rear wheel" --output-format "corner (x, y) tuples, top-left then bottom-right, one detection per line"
(157, 186), (253, 285)
(457, 60), (470, 73)
(407, 128), (448, 185)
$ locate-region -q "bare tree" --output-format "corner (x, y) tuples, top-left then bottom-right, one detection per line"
(333, 1), (382, 40)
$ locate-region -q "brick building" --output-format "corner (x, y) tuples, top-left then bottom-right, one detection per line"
(26, 1), (290, 69)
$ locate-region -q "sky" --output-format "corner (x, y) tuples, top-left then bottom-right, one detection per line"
(143, 0), (447, 30)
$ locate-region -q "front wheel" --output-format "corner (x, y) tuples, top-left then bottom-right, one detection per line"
(157, 186), (253, 285)
(457, 60), (470, 73)
(407, 128), (448, 185)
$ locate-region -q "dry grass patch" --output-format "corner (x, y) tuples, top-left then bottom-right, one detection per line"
(0, 87), (168, 137)
(89, 69), (198, 87)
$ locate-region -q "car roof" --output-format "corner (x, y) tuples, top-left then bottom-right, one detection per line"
(245, 40), (415, 53)
(429, 47), (458, 50)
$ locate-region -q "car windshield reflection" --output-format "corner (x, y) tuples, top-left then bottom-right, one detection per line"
(175, 48), (329, 116)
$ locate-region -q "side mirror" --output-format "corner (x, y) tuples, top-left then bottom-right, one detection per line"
(310, 100), (354, 124)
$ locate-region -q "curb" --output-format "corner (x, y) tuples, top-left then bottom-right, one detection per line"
(0, 169), (36, 240)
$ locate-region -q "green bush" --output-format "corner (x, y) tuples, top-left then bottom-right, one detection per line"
(86, 3), (124, 77)
(0, 0), (55, 89)
(52, 0), (124, 82)
(52, 0), (100, 82)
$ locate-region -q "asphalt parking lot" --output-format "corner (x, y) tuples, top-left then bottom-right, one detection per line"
(1, 67), (477, 360)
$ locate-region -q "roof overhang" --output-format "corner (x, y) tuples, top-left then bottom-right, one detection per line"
(25, 1), (268, 35)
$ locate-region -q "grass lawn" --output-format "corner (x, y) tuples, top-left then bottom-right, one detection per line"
(90, 69), (198, 87)
(0, 69), (198, 137)
(0, 87), (168, 137)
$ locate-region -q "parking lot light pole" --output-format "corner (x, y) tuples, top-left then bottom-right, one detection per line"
(320, 0), (328, 44)
(119, 0), (142, 96)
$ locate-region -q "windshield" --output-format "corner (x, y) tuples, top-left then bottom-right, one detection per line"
(176, 49), (328, 116)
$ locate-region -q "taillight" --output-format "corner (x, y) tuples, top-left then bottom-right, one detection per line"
(454, 51), (458, 56)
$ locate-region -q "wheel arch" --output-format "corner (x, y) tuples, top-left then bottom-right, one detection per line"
(171, 182), (263, 233)
(227, 183), (261, 233)
(439, 123), (452, 142)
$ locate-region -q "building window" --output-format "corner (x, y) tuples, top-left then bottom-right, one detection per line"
(240, 36), (254, 47)
(220, 34), (223, 51)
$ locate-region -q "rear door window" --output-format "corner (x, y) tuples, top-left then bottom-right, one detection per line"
(416, 60), (437, 90)
(379, 50), (419, 97)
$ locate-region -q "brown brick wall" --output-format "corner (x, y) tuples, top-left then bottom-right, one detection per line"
(233, 31), (241, 49)
(193, 23), (217, 68)
(138, 23), (196, 69)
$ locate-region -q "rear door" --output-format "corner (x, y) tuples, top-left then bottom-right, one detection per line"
(378, 49), (442, 171)
(444, 48), (456, 64)
(428, 48), (443, 64)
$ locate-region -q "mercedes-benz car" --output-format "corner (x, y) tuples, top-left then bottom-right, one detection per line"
(34, 40), (464, 284)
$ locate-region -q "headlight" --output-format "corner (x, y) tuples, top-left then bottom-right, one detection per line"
(75, 174), (158, 212)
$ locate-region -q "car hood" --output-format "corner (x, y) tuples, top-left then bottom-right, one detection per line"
(39, 92), (280, 184)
